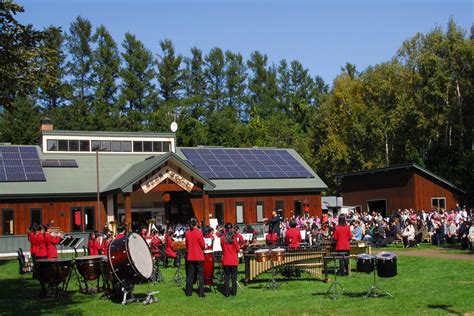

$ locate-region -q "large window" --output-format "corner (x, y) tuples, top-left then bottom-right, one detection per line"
(84, 207), (95, 231)
(45, 138), (173, 153)
(2, 209), (14, 235)
(80, 140), (90, 151)
(47, 139), (57, 151)
(71, 207), (83, 232)
(236, 202), (244, 224)
(30, 208), (42, 226)
(275, 200), (284, 214)
(214, 203), (224, 225)
(432, 197), (446, 210)
(69, 140), (79, 151)
(256, 201), (264, 222)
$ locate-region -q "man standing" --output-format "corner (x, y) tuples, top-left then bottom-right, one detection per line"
(185, 218), (205, 297)
(264, 209), (282, 241)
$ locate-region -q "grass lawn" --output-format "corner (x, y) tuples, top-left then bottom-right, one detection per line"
(0, 248), (472, 316)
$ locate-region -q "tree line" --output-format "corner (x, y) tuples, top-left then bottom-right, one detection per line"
(1, 2), (473, 204)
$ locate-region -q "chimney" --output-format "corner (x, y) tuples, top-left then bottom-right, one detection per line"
(40, 118), (53, 132)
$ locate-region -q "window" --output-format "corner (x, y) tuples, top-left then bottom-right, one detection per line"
(236, 202), (244, 224)
(47, 139), (57, 151)
(58, 140), (68, 151)
(100, 140), (110, 151)
(111, 141), (122, 152)
(69, 140), (79, 151)
(256, 201), (264, 222)
(2, 209), (14, 235)
(91, 140), (101, 151)
(80, 140), (90, 152)
(71, 207), (83, 232)
(432, 197), (446, 210)
(143, 141), (153, 152)
(84, 207), (95, 231)
(275, 200), (284, 213)
(214, 203), (224, 225)
(153, 141), (162, 152)
(163, 141), (171, 152)
(294, 200), (302, 217)
(30, 208), (42, 226)
(122, 141), (132, 152)
(133, 141), (143, 152)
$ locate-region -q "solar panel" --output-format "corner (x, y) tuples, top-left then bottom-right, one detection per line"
(0, 146), (46, 182)
(181, 148), (314, 179)
(41, 159), (78, 168)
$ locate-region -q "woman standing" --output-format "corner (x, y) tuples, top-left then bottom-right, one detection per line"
(220, 223), (240, 297)
(333, 215), (352, 276)
(88, 231), (101, 256)
(185, 218), (205, 297)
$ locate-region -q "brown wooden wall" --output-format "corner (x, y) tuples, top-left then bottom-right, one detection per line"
(413, 172), (459, 211)
(0, 198), (106, 236)
(190, 192), (322, 225)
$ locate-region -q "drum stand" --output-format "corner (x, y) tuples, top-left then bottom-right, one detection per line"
(365, 259), (393, 299)
(121, 283), (160, 305)
(173, 250), (185, 286)
(325, 256), (345, 301)
(265, 260), (280, 290)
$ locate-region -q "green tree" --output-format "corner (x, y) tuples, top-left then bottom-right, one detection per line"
(0, 96), (41, 144)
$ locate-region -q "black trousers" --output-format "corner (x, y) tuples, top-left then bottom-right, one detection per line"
(337, 251), (349, 276)
(185, 260), (204, 296)
(223, 265), (238, 296)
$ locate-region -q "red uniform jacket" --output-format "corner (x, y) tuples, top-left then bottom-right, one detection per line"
(88, 238), (100, 256)
(29, 232), (38, 256)
(220, 236), (240, 266)
(100, 239), (110, 256)
(334, 225), (352, 251)
(185, 228), (205, 261)
(36, 233), (47, 258)
(115, 232), (126, 240)
(45, 232), (61, 259)
(150, 237), (161, 258)
(165, 234), (176, 258)
(266, 232), (279, 245)
(235, 233), (244, 246)
(285, 227), (302, 248)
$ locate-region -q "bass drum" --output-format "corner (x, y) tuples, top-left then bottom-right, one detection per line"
(356, 254), (374, 273)
(376, 252), (397, 278)
(108, 233), (154, 285)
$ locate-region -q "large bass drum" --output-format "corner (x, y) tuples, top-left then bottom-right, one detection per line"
(376, 252), (397, 278)
(108, 233), (154, 285)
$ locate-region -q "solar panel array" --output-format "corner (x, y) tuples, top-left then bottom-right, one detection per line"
(181, 148), (314, 179)
(42, 159), (78, 168)
(0, 146), (46, 182)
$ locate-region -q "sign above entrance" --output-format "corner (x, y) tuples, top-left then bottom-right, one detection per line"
(141, 166), (194, 194)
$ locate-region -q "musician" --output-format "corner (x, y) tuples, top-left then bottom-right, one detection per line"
(264, 209), (282, 240)
(88, 231), (101, 256)
(100, 232), (113, 256)
(221, 223), (240, 297)
(185, 218), (205, 297)
(285, 220), (302, 248)
(234, 225), (244, 246)
(44, 225), (61, 259)
(115, 226), (127, 240)
(36, 225), (47, 259)
(333, 215), (352, 276)
(265, 226), (279, 245)
(28, 224), (39, 259)
(165, 228), (177, 267)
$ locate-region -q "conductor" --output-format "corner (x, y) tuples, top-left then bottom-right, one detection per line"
(264, 209), (282, 242)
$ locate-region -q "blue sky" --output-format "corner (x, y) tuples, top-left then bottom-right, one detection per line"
(17, 0), (473, 84)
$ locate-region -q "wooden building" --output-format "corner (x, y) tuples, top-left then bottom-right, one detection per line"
(0, 121), (327, 236)
(337, 163), (464, 216)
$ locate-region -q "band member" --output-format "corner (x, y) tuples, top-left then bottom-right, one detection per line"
(285, 219), (302, 248)
(185, 218), (205, 297)
(44, 225), (61, 259)
(234, 225), (244, 246)
(115, 226), (127, 240)
(165, 229), (177, 267)
(150, 230), (162, 265)
(265, 226), (279, 245)
(264, 209), (282, 240)
(36, 225), (47, 259)
(28, 224), (39, 259)
(88, 231), (101, 256)
(221, 223), (240, 297)
(100, 232), (113, 256)
(333, 215), (352, 276)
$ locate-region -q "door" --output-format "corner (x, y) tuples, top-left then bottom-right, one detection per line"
(367, 199), (387, 216)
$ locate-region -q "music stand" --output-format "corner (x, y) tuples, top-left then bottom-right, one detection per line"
(324, 254), (348, 300)
(364, 257), (393, 298)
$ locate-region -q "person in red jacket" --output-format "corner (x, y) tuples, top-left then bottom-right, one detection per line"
(165, 229), (177, 267)
(266, 226), (279, 245)
(333, 215), (352, 276)
(285, 220), (302, 248)
(185, 218), (205, 297)
(44, 225), (61, 259)
(100, 232), (112, 256)
(115, 226), (127, 240)
(88, 231), (101, 256)
(29, 224), (39, 258)
(36, 225), (47, 259)
(221, 223), (240, 297)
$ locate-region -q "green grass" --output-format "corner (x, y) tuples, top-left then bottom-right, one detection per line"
(0, 253), (473, 316)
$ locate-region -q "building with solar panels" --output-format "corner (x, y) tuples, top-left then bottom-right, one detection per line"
(0, 119), (327, 237)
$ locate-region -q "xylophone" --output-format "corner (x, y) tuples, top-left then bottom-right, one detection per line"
(321, 240), (372, 257)
(243, 245), (325, 283)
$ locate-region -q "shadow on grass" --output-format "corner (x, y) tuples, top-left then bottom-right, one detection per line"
(427, 304), (461, 315)
(0, 277), (83, 316)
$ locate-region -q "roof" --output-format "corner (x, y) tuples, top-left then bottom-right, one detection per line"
(42, 130), (176, 138)
(336, 163), (464, 194)
(176, 147), (327, 193)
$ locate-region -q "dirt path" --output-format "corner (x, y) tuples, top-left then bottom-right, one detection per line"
(391, 248), (474, 261)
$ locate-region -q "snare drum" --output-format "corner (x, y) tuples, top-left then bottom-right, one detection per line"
(356, 254), (374, 273)
(376, 252), (397, 278)
(75, 255), (103, 281)
(108, 233), (154, 286)
(255, 249), (271, 263)
(271, 248), (286, 262)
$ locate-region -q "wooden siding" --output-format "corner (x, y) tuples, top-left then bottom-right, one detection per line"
(413, 171), (459, 210)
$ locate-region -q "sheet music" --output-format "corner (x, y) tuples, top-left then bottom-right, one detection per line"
(212, 236), (222, 252)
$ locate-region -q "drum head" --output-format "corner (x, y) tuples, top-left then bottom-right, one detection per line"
(376, 252), (396, 260)
(128, 233), (153, 279)
(357, 254), (374, 260)
(271, 248), (285, 253)
(255, 249), (269, 253)
(75, 255), (102, 261)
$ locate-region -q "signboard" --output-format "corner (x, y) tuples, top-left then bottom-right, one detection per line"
(141, 166), (194, 193)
